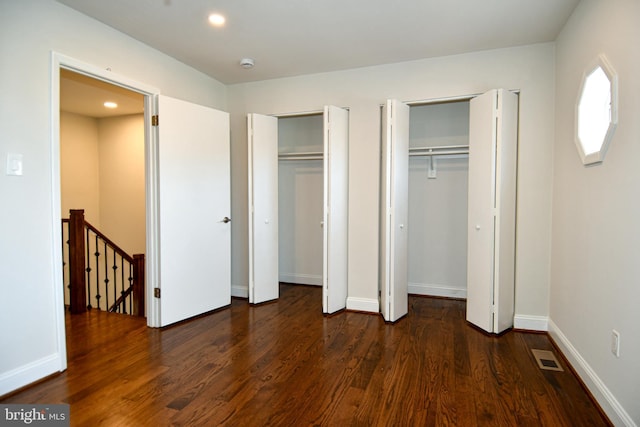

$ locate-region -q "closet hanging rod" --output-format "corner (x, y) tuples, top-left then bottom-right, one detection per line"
(279, 151), (323, 157)
(409, 144), (469, 152)
(409, 150), (468, 157)
(278, 151), (324, 161)
(279, 156), (324, 161)
(410, 145), (469, 157)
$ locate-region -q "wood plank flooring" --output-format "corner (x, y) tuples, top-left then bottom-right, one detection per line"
(2, 284), (610, 426)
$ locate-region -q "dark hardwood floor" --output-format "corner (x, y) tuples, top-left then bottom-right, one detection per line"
(2, 284), (610, 426)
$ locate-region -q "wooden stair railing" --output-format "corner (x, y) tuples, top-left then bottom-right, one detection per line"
(62, 209), (145, 317)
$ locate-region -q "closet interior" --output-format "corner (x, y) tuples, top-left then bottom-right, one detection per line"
(278, 113), (324, 287)
(408, 100), (470, 300)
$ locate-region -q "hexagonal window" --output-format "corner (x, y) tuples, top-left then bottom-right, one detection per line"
(575, 55), (618, 165)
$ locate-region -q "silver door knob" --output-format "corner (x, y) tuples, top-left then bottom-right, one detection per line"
(221, 216), (231, 223)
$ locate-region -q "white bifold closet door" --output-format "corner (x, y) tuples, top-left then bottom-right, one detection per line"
(323, 105), (349, 314)
(158, 95), (231, 327)
(466, 89), (518, 334)
(247, 106), (349, 313)
(247, 113), (279, 304)
(380, 90), (517, 330)
(380, 99), (410, 322)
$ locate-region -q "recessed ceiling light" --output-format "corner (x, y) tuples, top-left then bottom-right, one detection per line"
(208, 13), (226, 27)
(104, 101), (118, 109)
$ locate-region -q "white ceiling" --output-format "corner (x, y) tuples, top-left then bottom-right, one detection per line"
(60, 69), (144, 118)
(56, 0), (580, 85)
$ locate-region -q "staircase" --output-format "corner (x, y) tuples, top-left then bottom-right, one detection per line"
(61, 209), (145, 317)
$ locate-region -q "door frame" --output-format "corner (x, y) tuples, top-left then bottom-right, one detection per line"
(50, 53), (162, 369)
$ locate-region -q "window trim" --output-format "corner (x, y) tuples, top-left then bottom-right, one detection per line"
(574, 54), (618, 165)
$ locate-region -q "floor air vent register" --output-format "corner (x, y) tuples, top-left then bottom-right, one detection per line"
(531, 349), (564, 372)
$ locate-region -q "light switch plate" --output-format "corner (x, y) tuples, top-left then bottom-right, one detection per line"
(6, 153), (23, 176)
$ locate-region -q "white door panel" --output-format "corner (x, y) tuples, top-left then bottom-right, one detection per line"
(248, 114), (279, 304)
(466, 89), (517, 334)
(380, 105), (390, 321)
(381, 100), (409, 322)
(158, 95), (230, 327)
(466, 90), (496, 333)
(494, 89), (518, 334)
(323, 106), (349, 314)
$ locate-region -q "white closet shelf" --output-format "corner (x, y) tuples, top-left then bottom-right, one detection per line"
(278, 151), (324, 160)
(409, 145), (469, 157)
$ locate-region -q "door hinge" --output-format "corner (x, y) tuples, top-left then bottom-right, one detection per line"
(154, 287), (161, 298)
(152, 115), (159, 126)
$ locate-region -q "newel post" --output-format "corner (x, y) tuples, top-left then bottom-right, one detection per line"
(69, 209), (87, 314)
(132, 254), (146, 317)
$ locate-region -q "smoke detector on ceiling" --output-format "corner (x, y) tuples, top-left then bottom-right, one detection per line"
(240, 58), (254, 69)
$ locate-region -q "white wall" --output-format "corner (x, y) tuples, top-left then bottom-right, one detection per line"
(0, 0), (226, 395)
(98, 114), (146, 256)
(551, 0), (640, 425)
(408, 102), (469, 298)
(60, 112), (101, 226)
(60, 113), (145, 256)
(228, 43), (556, 318)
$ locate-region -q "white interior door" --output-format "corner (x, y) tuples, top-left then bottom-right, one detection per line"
(248, 113), (279, 304)
(494, 89), (518, 333)
(323, 105), (349, 314)
(158, 95), (231, 327)
(466, 90), (496, 333)
(466, 89), (517, 333)
(380, 100), (410, 322)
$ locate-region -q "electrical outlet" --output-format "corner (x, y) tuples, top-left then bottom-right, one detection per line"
(611, 330), (620, 357)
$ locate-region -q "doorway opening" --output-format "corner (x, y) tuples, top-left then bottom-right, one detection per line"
(380, 90), (519, 331)
(59, 69), (146, 314)
(248, 107), (348, 313)
(407, 100), (470, 301)
(278, 113), (324, 296)
(51, 54), (162, 374)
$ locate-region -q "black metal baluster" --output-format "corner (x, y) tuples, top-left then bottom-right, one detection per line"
(112, 246), (118, 311)
(128, 263), (134, 315)
(94, 234), (101, 310)
(120, 257), (126, 314)
(85, 228), (92, 310)
(104, 241), (109, 309)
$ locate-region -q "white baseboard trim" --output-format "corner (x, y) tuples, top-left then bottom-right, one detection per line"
(408, 282), (467, 299)
(231, 284), (248, 298)
(513, 314), (548, 331)
(346, 297), (379, 313)
(279, 272), (322, 286)
(0, 353), (63, 397)
(548, 320), (636, 427)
